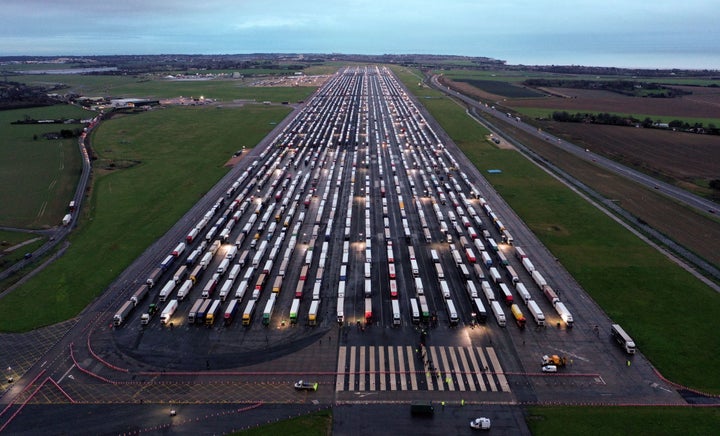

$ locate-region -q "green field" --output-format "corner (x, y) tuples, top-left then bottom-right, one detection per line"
(16, 74), (316, 102)
(230, 409), (332, 435)
(393, 67), (720, 393)
(0, 104), (291, 332)
(0, 230), (46, 269)
(0, 105), (93, 228)
(527, 406), (720, 436)
(512, 107), (720, 127)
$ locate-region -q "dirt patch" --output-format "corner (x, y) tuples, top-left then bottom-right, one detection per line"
(507, 88), (720, 119)
(538, 122), (720, 183)
(224, 150), (249, 167)
(486, 135), (514, 150)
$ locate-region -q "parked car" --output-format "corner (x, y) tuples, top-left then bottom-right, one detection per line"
(470, 417), (491, 430)
(294, 380), (318, 391)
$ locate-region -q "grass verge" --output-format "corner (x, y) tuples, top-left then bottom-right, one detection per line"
(230, 409), (332, 436)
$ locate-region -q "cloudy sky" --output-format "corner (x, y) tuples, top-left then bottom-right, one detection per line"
(2, 0), (719, 68)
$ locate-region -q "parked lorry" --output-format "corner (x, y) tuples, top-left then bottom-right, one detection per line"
(491, 300), (506, 327)
(610, 324), (637, 354)
(188, 298), (204, 324)
(554, 302), (574, 328)
(510, 304), (526, 329)
(160, 299), (178, 325)
(205, 300), (222, 326)
(130, 284), (148, 306)
(146, 267), (162, 288)
(113, 301), (134, 326)
(224, 299), (239, 326)
(527, 300), (545, 326)
(140, 303), (158, 325)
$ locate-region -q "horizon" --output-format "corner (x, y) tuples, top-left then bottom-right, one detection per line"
(3, 0), (720, 70)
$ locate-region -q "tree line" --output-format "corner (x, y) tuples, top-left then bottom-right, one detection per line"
(550, 111), (719, 135)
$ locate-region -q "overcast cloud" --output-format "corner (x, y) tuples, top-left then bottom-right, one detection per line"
(2, 0), (719, 68)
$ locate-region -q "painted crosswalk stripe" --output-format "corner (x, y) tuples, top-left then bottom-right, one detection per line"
(406, 345), (418, 390)
(336, 346), (347, 392)
(449, 347), (466, 391)
(476, 347), (496, 392)
(348, 346), (356, 391)
(397, 346), (407, 390)
(429, 346), (443, 391)
(466, 347), (486, 391)
(457, 347), (476, 392)
(369, 346), (376, 391)
(379, 346), (386, 391)
(486, 347), (510, 392)
(438, 347), (454, 391)
(359, 346), (366, 391)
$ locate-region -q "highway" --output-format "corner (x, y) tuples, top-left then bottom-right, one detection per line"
(429, 74), (719, 216)
(0, 66), (686, 434)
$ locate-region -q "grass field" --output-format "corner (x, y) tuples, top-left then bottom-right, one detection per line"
(393, 67), (720, 393)
(526, 406), (720, 436)
(16, 74), (317, 103)
(452, 79), (544, 98)
(0, 104), (291, 332)
(0, 105), (93, 228)
(229, 409), (332, 435)
(0, 230), (46, 270)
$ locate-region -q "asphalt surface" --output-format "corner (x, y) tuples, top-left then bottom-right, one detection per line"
(0, 66), (698, 435)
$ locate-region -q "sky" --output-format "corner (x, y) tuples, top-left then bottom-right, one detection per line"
(2, 0), (720, 69)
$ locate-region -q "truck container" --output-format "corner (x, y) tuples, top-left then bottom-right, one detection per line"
(113, 301), (134, 326)
(522, 257), (535, 273)
(299, 265), (309, 281)
(502, 230), (514, 245)
(339, 265), (347, 281)
(209, 240), (221, 255)
(531, 270), (547, 289)
(465, 248), (476, 263)
(466, 280), (478, 299)
(506, 266), (519, 284)
(410, 259), (419, 277)
(542, 285), (560, 305)
(225, 245), (238, 260)
(188, 298), (204, 324)
(216, 258), (230, 275)
(199, 252), (213, 270)
(160, 299), (178, 325)
(491, 300), (506, 327)
(186, 228), (199, 243)
(364, 262), (371, 278)
(158, 280), (176, 302)
(515, 246), (527, 259)
(202, 274), (220, 298)
(439, 280), (451, 298)
(499, 283), (514, 305)
(510, 304), (526, 329)
(487, 238), (498, 252)
(389, 279), (398, 298)
(445, 299), (458, 326)
(308, 300), (320, 326)
(410, 298), (420, 324)
(515, 282), (532, 304)
(272, 276), (283, 293)
(312, 281), (321, 300)
(489, 267), (501, 284)
(294, 280), (304, 298)
(189, 264), (204, 283)
(172, 242), (186, 257)
(610, 324), (636, 354)
(238, 250), (249, 268)
(228, 264), (241, 281)
(160, 255), (175, 271)
(473, 264), (485, 280)
(242, 299), (256, 326)
(262, 259), (274, 275)
(289, 298), (301, 324)
(481, 281), (495, 302)
(481, 251), (492, 267)
(430, 249), (440, 263)
(527, 300), (545, 326)
(554, 302), (574, 328)
(173, 265), (188, 284)
(205, 299), (222, 326)
(62, 214), (72, 226)
(497, 251), (509, 266)
(451, 249), (463, 266)
(219, 278), (235, 301)
(223, 299), (239, 326)
(364, 298), (372, 324)
(336, 297), (345, 324)
(262, 294), (277, 325)
(186, 248), (200, 266)
(235, 280), (249, 300)
(177, 279), (193, 301)
(391, 299), (401, 326)
(435, 263), (444, 279)
(472, 298), (488, 323)
(418, 295), (430, 321)
(130, 285), (149, 306)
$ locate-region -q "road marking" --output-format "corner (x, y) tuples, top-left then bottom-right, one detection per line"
(378, 346), (386, 391)
(397, 346), (407, 391)
(336, 346), (346, 392)
(466, 346), (486, 391)
(388, 346), (396, 391)
(486, 347), (510, 392)
(439, 347), (454, 391)
(58, 364), (76, 383)
(553, 348), (589, 362)
(348, 346), (356, 391)
(451, 346), (469, 391)
(368, 346), (376, 391)
(40, 361), (47, 368)
(429, 346), (443, 391)
(406, 345), (418, 390)
(359, 346), (366, 391)
(476, 347), (496, 391)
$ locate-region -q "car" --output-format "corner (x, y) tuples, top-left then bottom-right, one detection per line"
(294, 380), (318, 391)
(541, 364), (557, 373)
(470, 417), (491, 430)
